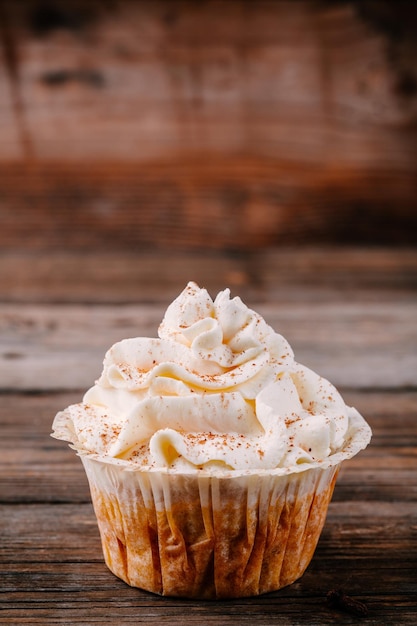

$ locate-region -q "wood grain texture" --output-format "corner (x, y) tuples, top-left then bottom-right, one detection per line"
(0, 0), (415, 165)
(0, 160), (417, 251)
(0, 0), (416, 250)
(0, 0), (416, 621)
(1, 247), (416, 623)
(1, 247), (416, 303)
(1, 504), (416, 623)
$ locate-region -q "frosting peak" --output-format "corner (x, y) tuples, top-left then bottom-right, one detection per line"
(52, 282), (370, 473)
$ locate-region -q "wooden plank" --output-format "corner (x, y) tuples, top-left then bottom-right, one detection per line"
(1, 502), (416, 624)
(0, 297), (415, 391)
(1, 248), (416, 305)
(3, 594), (415, 626)
(1, 1), (415, 171)
(0, 249), (257, 304)
(0, 162), (416, 252)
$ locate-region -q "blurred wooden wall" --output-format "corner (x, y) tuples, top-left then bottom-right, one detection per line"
(0, 0), (416, 253)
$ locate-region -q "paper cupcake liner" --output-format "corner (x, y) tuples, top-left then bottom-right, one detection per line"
(55, 407), (371, 598)
(81, 457), (338, 598)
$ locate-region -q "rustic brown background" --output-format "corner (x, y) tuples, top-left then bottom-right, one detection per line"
(1, 3), (417, 624)
(0, 0), (416, 264)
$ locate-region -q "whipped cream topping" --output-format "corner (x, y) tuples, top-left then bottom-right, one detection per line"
(52, 282), (367, 473)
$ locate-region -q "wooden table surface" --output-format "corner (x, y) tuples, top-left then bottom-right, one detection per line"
(1, 247), (416, 625)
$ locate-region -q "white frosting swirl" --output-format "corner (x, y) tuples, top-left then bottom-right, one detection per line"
(52, 282), (358, 472)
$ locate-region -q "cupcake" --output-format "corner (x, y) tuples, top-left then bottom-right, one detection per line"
(51, 282), (371, 598)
